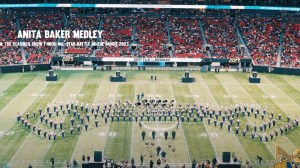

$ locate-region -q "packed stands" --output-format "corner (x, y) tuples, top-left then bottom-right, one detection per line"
(281, 23), (300, 68)
(19, 12), (63, 64)
(202, 17), (241, 58)
(238, 15), (282, 66)
(0, 15), (22, 65)
(65, 15), (101, 55)
(135, 17), (169, 58)
(96, 16), (134, 58)
(169, 17), (206, 58)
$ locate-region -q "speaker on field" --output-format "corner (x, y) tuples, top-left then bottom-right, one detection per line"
(252, 71), (257, 78)
(184, 71), (190, 78)
(222, 152), (231, 162)
(116, 71), (120, 77)
(94, 151), (102, 162)
(49, 69), (54, 76)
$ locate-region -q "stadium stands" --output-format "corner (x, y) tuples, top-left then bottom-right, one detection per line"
(169, 17), (207, 58)
(96, 16), (134, 58)
(202, 17), (242, 59)
(65, 15), (101, 55)
(0, 9), (299, 68)
(0, 14), (22, 65)
(135, 17), (169, 58)
(238, 15), (282, 66)
(20, 12), (63, 64)
(282, 23), (300, 68)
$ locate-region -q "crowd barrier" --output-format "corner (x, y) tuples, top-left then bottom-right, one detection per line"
(253, 65), (300, 76)
(0, 64), (51, 74)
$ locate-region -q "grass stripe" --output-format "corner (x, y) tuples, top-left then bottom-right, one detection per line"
(104, 83), (134, 162)
(118, 84), (135, 102)
(182, 124), (215, 161)
(263, 74), (300, 105)
(0, 74), (37, 111)
(202, 74), (274, 162)
(104, 123), (132, 161)
(0, 83), (64, 164)
(42, 83), (100, 162)
(172, 84), (195, 104)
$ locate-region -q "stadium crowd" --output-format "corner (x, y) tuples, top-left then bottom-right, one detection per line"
(96, 16), (134, 58)
(238, 15), (282, 66)
(0, 10), (299, 68)
(202, 17), (242, 58)
(282, 23), (300, 68)
(0, 14), (22, 65)
(20, 12), (64, 64)
(169, 17), (206, 58)
(64, 15), (101, 55)
(135, 17), (169, 58)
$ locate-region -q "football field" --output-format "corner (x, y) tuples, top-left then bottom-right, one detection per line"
(0, 70), (299, 168)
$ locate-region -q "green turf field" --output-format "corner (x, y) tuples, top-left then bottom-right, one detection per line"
(0, 70), (299, 168)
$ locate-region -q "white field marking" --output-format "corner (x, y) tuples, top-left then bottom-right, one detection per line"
(201, 80), (250, 161)
(1, 75), (48, 136)
(70, 94), (76, 97)
(220, 81), (277, 158)
(245, 118), (276, 158)
(10, 130), (34, 162)
(108, 132), (117, 137)
(130, 84), (137, 159)
(171, 84), (191, 163)
(262, 77), (300, 107)
(141, 122), (177, 131)
(200, 133), (208, 137)
(41, 81), (84, 162)
(6, 131), (14, 136)
(102, 83), (119, 156)
(152, 83), (161, 147)
(0, 131), (5, 137)
(98, 132), (106, 137)
(262, 95), (277, 99)
(0, 75), (42, 115)
(70, 78), (104, 162)
(186, 84), (218, 158)
(31, 93), (38, 97)
(210, 133), (219, 138)
(235, 79), (297, 150)
(0, 92), (4, 96)
(225, 95), (238, 99)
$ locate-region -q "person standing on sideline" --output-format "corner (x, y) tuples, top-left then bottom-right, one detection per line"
(140, 154), (144, 165)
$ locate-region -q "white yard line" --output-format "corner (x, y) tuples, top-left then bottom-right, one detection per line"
(263, 78), (300, 109)
(70, 80), (106, 162)
(0, 75), (41, 115)
(186, 84), (218, 158)
(170, 83), (192, 163)
(211, 83), (250, 161)
(198, 77), (251, 161)
(228, 78), (295, 156)
(152, 83), (161, 147)
(12, 78), (67, 162)
(102, 83), (119, 156)
(40, 82), (77, 162)
(130, 84), (137, 159)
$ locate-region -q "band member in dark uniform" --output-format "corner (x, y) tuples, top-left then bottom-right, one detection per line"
(141, 130), (146, 141)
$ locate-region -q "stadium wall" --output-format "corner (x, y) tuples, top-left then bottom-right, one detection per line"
(253, 66), (300, 76)
(0, 64), (51, 73)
